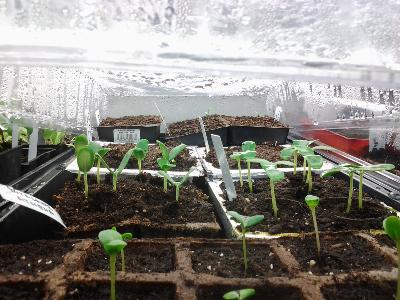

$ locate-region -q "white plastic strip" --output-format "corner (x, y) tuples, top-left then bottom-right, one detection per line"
(11, 124), (19, 148)
(27, 127), (38, 162)
(198, 116), (210, 153)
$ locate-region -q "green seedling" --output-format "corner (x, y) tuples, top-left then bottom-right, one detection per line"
(355, 164), (395, 209)
(97, 149), (134, 191)
(383, 216), (400, 300)
(156, 140), (187, 192)
(87, 141), (111, 184)
(321, 163), (361, 213)
(230, 141), (256, 191)
(110, 227), (133, 272)
(76, 146), (95, 198)
(132, 139), (149, 173)
(42, 128), (65, 145)
(98, 228), (130, 300)
(72, 134), (89, 182)
(305, 195), (320, 255)
(223, 288), (256, 300)
(230, 152), (244, 187)
(303, 155), (323, 193)
(227, 211), (264, 273)
(158, 167), (196, 201)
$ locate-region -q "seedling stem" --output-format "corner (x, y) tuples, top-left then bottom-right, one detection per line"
(346, 172), (354, 213)
(358, 170), (364, 209)
(247, 160), (253, 193)
(270, 178), (278, 218)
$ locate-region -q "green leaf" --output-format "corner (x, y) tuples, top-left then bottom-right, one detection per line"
(304, 155), (324, 169)
(136, 139), (149, 153)
(383, 216), (400, 242)
(98, 229), (127, 255)
(115, 149), (134, 175)
(293, 140), (314, 147)
(158, 170), (176, 185)
(96, 155), (115, 174)
(157, 158), (176, 171)
(230, 152), (242, 161)
(298, 147), (314, 156)
(246, 158), (272, 166)
(280, 147), (295, 160)
(265, 169), (285, 182)
(73, 134), (88, 154)
(121, 232), (133, 241)
(358, 164), (395, 172)
(133, 148), (146, 160)
(321, 164), (360, 178)
(42, 129), (54, 141)
(227, 211), (245, 227)
(97, 147), (111, 158)
(169, 143), (187, 161)
(223, 289), (255, 300)
(305, 195), (320, 209)
(312, 145), (336, 152)
(77, 146), (95, 173)
(179, 167), (196, 185)
(88, 141), (102, 154)
(275, 160), (295, 167)
(156, 140), (169, 160)
(244, 215), (264, 229)
(242, 141), (256, 152)
(240, 150), (256, 160)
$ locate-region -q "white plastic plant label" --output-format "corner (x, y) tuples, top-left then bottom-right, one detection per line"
(27, 127), (39, 162)
(11, 124), (19, 148)
(113, 129), (140, 144)
(95, 110), (101, 126)
(211, 134), (236, 201)
(0, 184), (66, 228)
(86, 124), (93, 142)
(198, 116), (210, 153)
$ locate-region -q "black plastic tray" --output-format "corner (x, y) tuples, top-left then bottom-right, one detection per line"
(228, 126), (290, 145)
(0, 146), (22, 184)
(165, 127), (229, 147)
(20, 146), (56, 174)
(97, 124), (161, 143)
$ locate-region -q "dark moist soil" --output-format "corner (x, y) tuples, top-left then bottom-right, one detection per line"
(0, 141), (11, 152)
(205, 142), (302, 169)
(167, 115), (232, 136)
(321, 278), (396, 300)
(374, 234), (396, 249)
(279, 234), (394, 275)
(65, 282), (174, 300)
(0, 240), (74, 275)
(85, 242), (174, 273)
(229, 115), (287, 128)
(191, 243), (286, 278)
(223, 175), (394, 234)
(197, 284), (303, 300)
(104, 142), (196, 171)
(366, 148), (400, 176)
(0, 282), (45, 300)
(99, 115), (161, 126)
(53, 173), (215, 231)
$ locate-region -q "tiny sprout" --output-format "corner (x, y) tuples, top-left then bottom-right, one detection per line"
(158, 167), (196, 201)
(99, 228), (131, 300)
(132, 139), (149, 173)
(72, 134), (89, 182)
(110, 227), (133, 272)
(305, 195), (320, 255)
(88, 141), (111, 184)
(383, 216), (400, 300)
(76, 146), (95, 198)
(303, 155), (323, 193)
(223, 288), (256, 300)
(230, 141), (256, 191)
(43, 128), (65, 145)
(227, 211), (264, 273)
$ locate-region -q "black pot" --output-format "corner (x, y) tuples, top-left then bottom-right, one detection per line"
(228, 126), (290, 145)
(0, 146), (22, 184)
(165, 127), (229, 147)
(97, 124), (161, 143)
(20, 146), (57, 174)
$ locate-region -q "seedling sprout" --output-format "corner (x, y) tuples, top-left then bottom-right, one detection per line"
(305, 195), (320, 255)
(227, 211), (264, 273)
(158, 167), (196, 201)
(42, 128), (65, 145)
(76, 146), (95, 198)
(303, 155), (323, 193)
(110, 227), (133, 272)
(87, 141), (111, 184)
(72, 134), (89, 182)
(223, 288), (256, 300)
(383, 216), (400, 300)
(132, 139), (149, 173)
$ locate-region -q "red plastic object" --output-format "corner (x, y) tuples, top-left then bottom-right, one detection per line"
(301, 129), (369, 157)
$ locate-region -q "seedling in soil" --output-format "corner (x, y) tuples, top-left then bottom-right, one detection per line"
(303, 155), (323, 193)
(158, 167), (196, 201)
(132, 139), (149, 173)
(76, 146), (95, 198)
(99, 228), (130, 300)
(354, 164), (394, 209)
(230, 141), (257, 191)
(227, 211), (264, 273)
(110, 227), (133, 272)
(87, 141), (111, 184)
(42, 128), (65, 145)
(72, 134), (89, 182)
(305, 195), (320, 255)
(321, 163), (361, 213)
(156, 140), (187, 192)
(223, 288), (256, 300)
(383, 216), (400, 300)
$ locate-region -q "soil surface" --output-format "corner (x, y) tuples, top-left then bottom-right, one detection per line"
(99, 115), (161, 126)
(167, 115), (287, 137)
(205, 142), (302, 169)
(223, 175), (394, 234)
(197, 284), (303, 300)
(104, 142), (197, 171)
(53, 174), (215, 232)
(321, 278), (396, 300)
(0, 240), (74, 275)
(65, 282), (174, 300)
(279, 234), (394, 275)
(191, 243), (286, 278)
(168, 115), (232, 136)
(366, 148), (400, 176)
(85, 242), (174, 273)
(374, 234), (396, 249)
(0, 282), (44, 300)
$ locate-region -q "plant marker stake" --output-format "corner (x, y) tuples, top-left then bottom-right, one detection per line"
(95, 109), (101, 126)
(11, 124), (19, 148)
(198, 116), (210, 153)
(27, 126), (38, 162)
(154, 102), (170, 136)
(211, 134), (236, 201)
